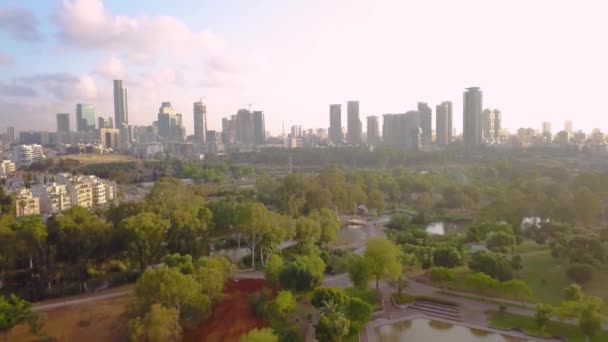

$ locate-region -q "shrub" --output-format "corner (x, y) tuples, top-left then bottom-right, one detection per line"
(565, 263), (594, 285)
(392, 293), (415, 305)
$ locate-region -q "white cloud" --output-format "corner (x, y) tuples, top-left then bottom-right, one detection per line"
(95, 55), (125, 79)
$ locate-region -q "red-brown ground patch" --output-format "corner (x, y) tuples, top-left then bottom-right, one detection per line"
(184, 278), (269, 342)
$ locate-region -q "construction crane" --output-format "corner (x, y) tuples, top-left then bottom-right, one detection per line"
(247, 103), (253, 111)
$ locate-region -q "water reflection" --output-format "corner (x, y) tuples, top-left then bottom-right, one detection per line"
(374, 319), (525, 342)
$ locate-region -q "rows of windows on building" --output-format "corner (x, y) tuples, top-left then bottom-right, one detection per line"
(1, 85), (607, 162)
(3, 172), (117, 218)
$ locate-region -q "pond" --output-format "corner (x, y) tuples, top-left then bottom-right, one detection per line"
(373, 319), (527, 342)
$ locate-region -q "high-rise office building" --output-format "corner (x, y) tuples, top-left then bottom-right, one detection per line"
(542, 121), (552, 141)
(98, 117), (114, 129)
(366, 116), (380, 146)
(113, 80), (128, 129)
(382, 111), (421, 150)
(76, 104), (95, 132)
(565, 120), (573, 134)
(482, 109), (501, 143)
(56, 113), (70, 133)
(221, 117), (235, 145)
(235, 109), (254, 145)
(6, 127), (15, 143)
(346, 101), (362, 145)
(329, 104), (342, 144)
(157, 102), (185, 141)
(436, 103), (450, 146)
(193, 100), (208, 144)
(417, 102), (432, 146)
(463, 87), (483, 147)
(253, 111), (266, 145)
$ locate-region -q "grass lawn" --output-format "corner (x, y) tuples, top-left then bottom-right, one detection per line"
(489, 311), (608, 342)
(519, 248), (608, 308)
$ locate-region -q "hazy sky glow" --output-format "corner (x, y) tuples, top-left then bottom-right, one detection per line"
(1, 0), (607, 135)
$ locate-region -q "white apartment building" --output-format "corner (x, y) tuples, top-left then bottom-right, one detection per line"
(13, 188), (40, 217)
(0, 160), (16, 177)
(31, 183), (72, 215)
(132, 142), (164, 160)
(12, 145), (45, 168)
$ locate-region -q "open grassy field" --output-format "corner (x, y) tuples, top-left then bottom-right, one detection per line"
(13, 294), (133, 342)
(519, 247), (608, 307)
(489, 311), (608, 342)
(54, 153), (137, 166)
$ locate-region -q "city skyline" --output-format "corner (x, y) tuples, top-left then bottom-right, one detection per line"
(2, 1), (608, 135)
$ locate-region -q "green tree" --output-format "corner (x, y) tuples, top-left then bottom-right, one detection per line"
(240, 327), (278, 342)
(315, 300), (350, 342)
(310, 209), (339, 246)
(345, 297), (372, 335)
(120, 212), (169, 272)
(294, 216), (321, 253)
(311, 287), (350, 309)
(428, 267), (456, 288)
(270, 290), (297, 319)
(364, 238), (402, 290)
(464, 272), (499, 295)
(565, 263), (594, 285)
(167, 209), (208, 258)
(347, 255), (371, 289)
(234, 202), (274, 269)
(134, 267), (211, 322)
(534, 304), (553, 334)
(499, 279), (532, 302)
(469, 251), (513, 281)
(164, 254), (194, 274)
(432, 247), (462, 269)
(128, 304), (182, 342)
(366, 189), (386, 215)
(0, 294), (39, 342)
(279, 254), (325, 292)
(193, 256), (234, 301)
(511, 255), (523, 275)
(264, 254), (284, 288)
(573, 186), (601, 227)
(486, 232), (516, 254)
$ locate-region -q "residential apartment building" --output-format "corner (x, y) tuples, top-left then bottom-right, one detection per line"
(0, 160), (16, 177)
(14, 188), (40, 217)
(31, 183), (72, 214)
(12, 144), (45, 167)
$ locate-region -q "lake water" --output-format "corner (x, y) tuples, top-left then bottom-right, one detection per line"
(373, 319), (526, 342)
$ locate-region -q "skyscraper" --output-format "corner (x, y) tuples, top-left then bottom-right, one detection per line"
(493, 109), (502, 143)
(382, 111), (420, 150)
(76, 104), (95, 132)
(329, 104), (342, 144)
(482, 109), (502, 143)
(235, 109), (254, 145)
(252, 111), (266, 145)
(542, 121), (552, 141)
(346, 101), (362, 145)
(113, 80), (128, 129)
(193, 100), (207, 144)
(157, 102), (185, 141)
(56, 113), (70, 133)
(417, 102), (432, 146)
(6, 127), (15, 143)
(221, 117), (235, 145)
(98, 116), (113, 129)
(565, 120), (573, 134)
(366, 116), (379, 146)
(436, 103), (449, 146)
(463, 87), (483, 147)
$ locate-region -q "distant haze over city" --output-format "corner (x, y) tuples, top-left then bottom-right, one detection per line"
(1, 0), (608, 135)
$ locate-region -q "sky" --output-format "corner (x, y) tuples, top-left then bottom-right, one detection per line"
(1, 0), (608, 136)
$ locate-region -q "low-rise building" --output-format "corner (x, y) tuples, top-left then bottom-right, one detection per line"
(31, 183), (72, 214)
(13, 188), (40, 217)
(0, 159), (16, 177)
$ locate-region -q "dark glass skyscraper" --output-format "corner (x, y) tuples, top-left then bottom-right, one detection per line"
(366, 116), (379, 146)
(113, 80), (128, 129)
(76, 104), (95, 132)
(329, 104), (342, 144)
(463, 87), (483, 147)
